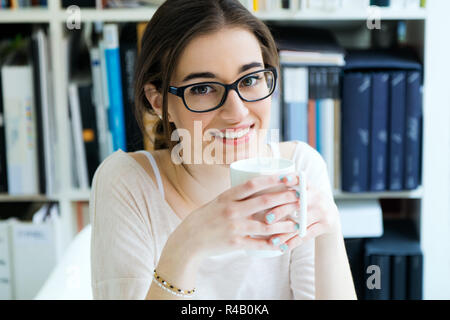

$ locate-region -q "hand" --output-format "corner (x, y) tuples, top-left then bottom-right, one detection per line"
(169, 174), (302, 260)
(264, 173), (340, 252)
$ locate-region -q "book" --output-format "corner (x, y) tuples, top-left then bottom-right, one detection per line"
(404, 71), (422, 190)
(365, 254), (391, 299)
(68, 81), (89, 190)
(1, 43), (40, 195)
(103, 24), (127, 152)
(369, 73), (389, 191)
(0, 63), (7, 193)
(388, 72), (406, 190)
(391, 254), (407, 299)
(344, 238), (366, 299)
(282, 66), (308, 143)
(31, 28), (56, 196)
(119, 23), (143, 152)
(341, 73), (371, 192)
(307, 68), (317, 149)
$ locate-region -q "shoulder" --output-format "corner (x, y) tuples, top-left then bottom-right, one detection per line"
(92, 149), (146, 189)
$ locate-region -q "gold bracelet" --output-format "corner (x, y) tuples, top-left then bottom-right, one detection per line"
(153, 269), (196, 296)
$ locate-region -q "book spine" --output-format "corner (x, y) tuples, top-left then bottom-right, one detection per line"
(103, 24), (127, 152)
(0, 69), (7, 193)
(404, 71), (422, 190)
(388, 72), (406, 191)
(341, 73), (371, 192)
(90, 47), (111, 161)
(365, 255), (391, 300)
(0, 222), (12, 299)
(119, 32), (143, 152)
(391, 254), (407, 299)
(369, 73), (389, 191)
(408, 254), (423, 299)
(283, 66), (308, 143)
(307, 68), (316, 149)
(31, 31), (47, 195)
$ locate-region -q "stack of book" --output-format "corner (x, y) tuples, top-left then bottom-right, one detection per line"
(0, 0), (47, 9)
(0, 27), (57, 196)
(271, 26), (344, 190)
(341, 50), (423, 193)
(67, 22), (145, 189)
(241, 0), (425, 13)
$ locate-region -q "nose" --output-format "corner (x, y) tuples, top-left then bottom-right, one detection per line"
(219, 89), (249, 121)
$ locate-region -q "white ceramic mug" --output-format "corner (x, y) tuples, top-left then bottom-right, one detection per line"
(230, 157), (307, 258)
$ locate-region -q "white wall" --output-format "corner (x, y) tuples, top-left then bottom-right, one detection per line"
(421, 0), (450, 300)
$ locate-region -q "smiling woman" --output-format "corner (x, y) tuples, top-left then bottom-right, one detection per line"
(89, 0), (356, 301)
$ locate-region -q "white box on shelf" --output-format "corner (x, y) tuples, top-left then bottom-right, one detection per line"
(337, 199), (383, 238)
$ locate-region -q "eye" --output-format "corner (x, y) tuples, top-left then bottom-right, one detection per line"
(240, 75), (260, 87)
(189, 84), (215, 95)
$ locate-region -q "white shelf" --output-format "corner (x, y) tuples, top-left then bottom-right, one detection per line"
(0, 7), (427, 23)
(0, 8), (50, 23)
(333, 188), (424, 200)
(0, 193), (57, 202)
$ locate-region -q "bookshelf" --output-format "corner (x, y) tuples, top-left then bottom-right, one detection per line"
(0, 0), (449, 300)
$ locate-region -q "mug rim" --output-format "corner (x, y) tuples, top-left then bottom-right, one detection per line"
(230, 157), (295, 174)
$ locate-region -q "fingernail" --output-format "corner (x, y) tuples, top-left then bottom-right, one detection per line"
(272, 237), (280, 245)
(279, 244), (289, 251)
(295, 191), (300, 198)
(265, 213), (275, 224)
(279, 175), (293, 183)
(295, 223), (300, 230)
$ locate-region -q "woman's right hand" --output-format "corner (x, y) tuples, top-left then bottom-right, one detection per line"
(170, 173), (301, 260)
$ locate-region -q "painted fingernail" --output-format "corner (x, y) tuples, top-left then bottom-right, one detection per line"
(295, 191), (300, 198)
(265, 213), (275, 224)
(295, 223), (300, 230)
(279, 244), (289, 251)
(272, 237), (280, 246)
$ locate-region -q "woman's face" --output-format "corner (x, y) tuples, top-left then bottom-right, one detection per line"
(168, 27), (272, 165)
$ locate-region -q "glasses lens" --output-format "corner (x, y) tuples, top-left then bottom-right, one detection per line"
(238, 70), (275, 101)
(184, 83), (225, 112)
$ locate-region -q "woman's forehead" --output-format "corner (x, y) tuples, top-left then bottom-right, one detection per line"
(173, 27), (264, 83)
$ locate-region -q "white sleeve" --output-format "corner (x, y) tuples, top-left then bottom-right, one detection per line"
(289, 141), (334, 300)
(89, 153), (155, 300)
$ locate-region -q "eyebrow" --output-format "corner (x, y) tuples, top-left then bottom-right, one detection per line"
(181, 62), (264, 83)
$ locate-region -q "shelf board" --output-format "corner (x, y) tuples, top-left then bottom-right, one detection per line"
(0, 193), (57, 202)
(333, 187), (424, 200)
(0, 7), (50, 23)
(58, 7), (157, 22)
(253, 7), (427, 21)
(0, 6), (426, 24)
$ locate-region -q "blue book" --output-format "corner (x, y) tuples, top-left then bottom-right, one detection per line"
(404, 71), (422, 190)
(282, 67), (308, 142)
(341, 73), (371, 192)
(103, 24), (127, 152)
(369, 73), (389, 191)
(388, 72), (406, 190)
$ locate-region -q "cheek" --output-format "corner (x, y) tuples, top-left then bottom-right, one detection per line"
(248, 98), (272, 128)
(167, 97), (215, 134)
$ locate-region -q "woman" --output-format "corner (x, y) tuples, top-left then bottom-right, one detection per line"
(89, 0), (356, 300)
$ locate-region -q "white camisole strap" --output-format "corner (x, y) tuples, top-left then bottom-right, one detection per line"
(136, 150), (165, 199)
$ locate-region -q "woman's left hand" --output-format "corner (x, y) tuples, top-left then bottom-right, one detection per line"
(264, 173), (341, 252)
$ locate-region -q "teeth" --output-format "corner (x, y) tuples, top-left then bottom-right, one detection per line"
(217, 127), (250, 139)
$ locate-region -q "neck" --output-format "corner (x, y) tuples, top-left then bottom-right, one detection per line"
(171, 143), (272, 208)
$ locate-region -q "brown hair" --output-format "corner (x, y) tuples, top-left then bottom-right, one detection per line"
(134, 0), (279, 150)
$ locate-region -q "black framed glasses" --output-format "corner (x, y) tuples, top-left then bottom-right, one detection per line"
(168, 67), (278, 113)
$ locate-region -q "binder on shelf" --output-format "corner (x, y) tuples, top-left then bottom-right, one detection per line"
(268, 79), (282, 141)
(408, 254), (423, 300)
(307, 68), (317, 149)
(365, 254), (391, 300)
(103, 24), (127, 152)
(0, 221), (12, 300)
(282, 67), (308, 143)
(341, 73), (371, 192)
(388, 72), (406, 191)
(404, 71), (422, 190)
(369, 72), (389, 191)
(1, 43), (40, 195)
